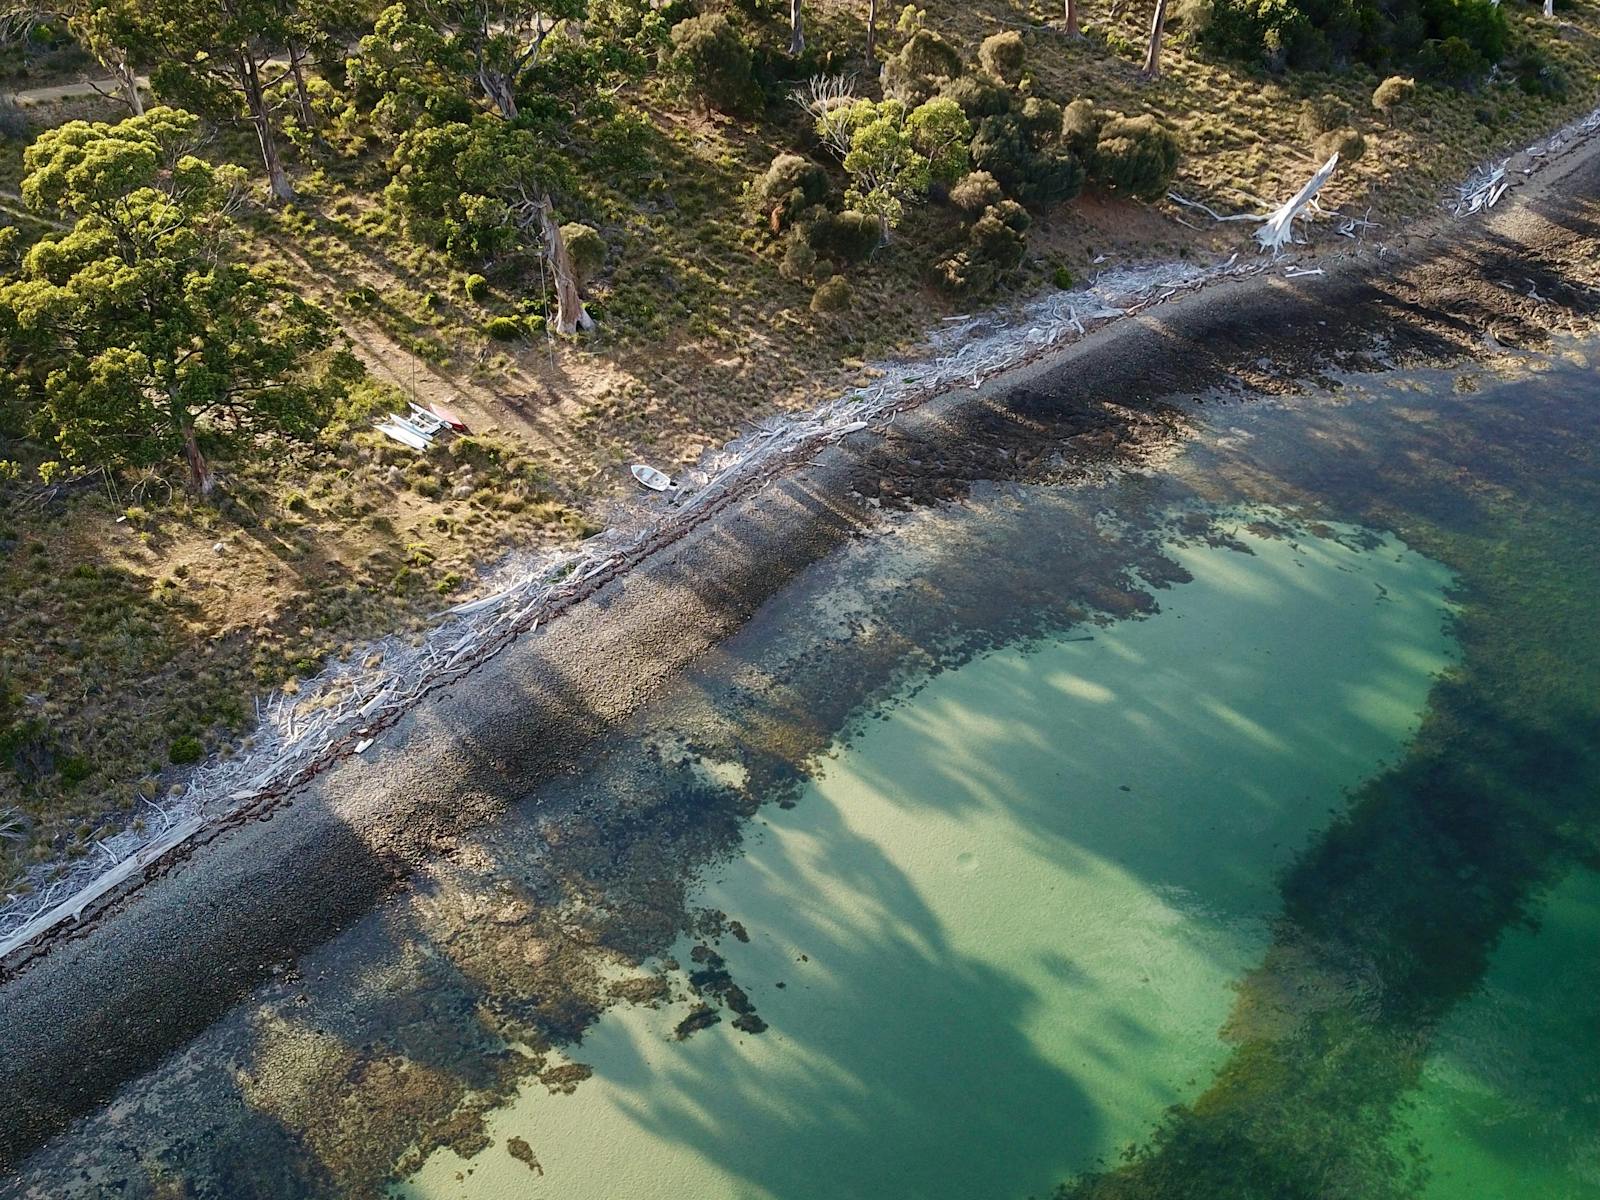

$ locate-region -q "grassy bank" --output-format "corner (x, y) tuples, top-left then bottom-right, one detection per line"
(3, 0), (1600, 888)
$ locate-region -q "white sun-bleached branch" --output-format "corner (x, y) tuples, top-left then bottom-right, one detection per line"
(1255, 152), (1340, 254)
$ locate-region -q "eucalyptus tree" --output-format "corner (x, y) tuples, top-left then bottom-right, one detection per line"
(357, 0), (595, 331)
(0, 108), (356, 491)
(132, 0), (355, 202)
(0, 0), (147, 114)
(362, 0), (585, 118)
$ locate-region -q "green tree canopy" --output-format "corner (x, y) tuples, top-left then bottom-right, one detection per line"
(0, 108), (358, 491)
(815, 97), (962, 241)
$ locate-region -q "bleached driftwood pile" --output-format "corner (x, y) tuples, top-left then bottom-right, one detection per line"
(0, 254), (1272, 958)
(1456, 99), (1600, 215)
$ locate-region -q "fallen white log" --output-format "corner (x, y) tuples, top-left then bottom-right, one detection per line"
(1256, 153), (1340, 254)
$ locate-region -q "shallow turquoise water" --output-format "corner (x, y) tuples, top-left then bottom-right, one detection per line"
(400, 514), (1459, 1199)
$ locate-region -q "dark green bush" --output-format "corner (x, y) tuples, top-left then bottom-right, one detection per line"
(978, 30), (1026, 84)
(1511, 49), (1569, 97)
(754, 153), (830, 228)
(970, 199), (1030, 266)
(1193, 0), (1503, 81)
(935, 199), (1029, 294)
(779, 230), (818, 281)
(1018, 97), (1064, 142)
(970, 113), (1035, 196)
(804, 209), (881, 263)
(485, 316), (524, 340)
(810, 274), (854, 313)
(168, 736), (204, 765)
(939, 74), (1013, 118)
(882, 29), (963, 104)
(1093, 113), (1182, 199)
(464, 272), (490, 301)
(1417, 34), (1489, 86)
(1053, 265), (1074, 289)
(972, 113), (1085, 207)
(670, 13), (758, 113)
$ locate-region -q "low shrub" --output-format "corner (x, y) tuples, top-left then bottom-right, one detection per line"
(978, 30), (1026, 85)
(1060, 98), (1103, 157)
(560, 222), (607, 285)
(1312, 126), (1366, 162)
(754, 153), (830, 228)
(939, 74), (1012, 118)
(950, 170), (1003, 216)
(1372, 75), (1416, 118)
(463, 273), (489, 301)
(882, 29), (963, 104)
(1053, 265), (1074, 289)
(1297, 95), (1351, 140)
(810, 274), (854, 313)
(168, 736), (204, 765)
(485, 316), (523, 340)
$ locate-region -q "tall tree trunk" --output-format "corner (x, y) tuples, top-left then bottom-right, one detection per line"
(789, 0), (804, 56)
(1064, 0), (1081, 37)
(1141, 0), (1168, 77)
(239, 53), (294, 203)
(288, 42), (316, 132)
(532, 199), (593, 334)
(866, 0), (878, 59)
(479, 65), (519, 119)
(1544, 0), (1554, 16)
(106, 50), (144, 115)
(181, 423), (214, 494)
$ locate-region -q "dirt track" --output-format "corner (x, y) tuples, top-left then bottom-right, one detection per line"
(2, 130), (1599, 1175)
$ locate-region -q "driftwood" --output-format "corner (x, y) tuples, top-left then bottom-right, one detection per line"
(1255, 153), (1340, 254)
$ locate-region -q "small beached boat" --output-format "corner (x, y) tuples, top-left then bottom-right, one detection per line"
(630, 463), (676, 492)
(420, 401), (469, 432)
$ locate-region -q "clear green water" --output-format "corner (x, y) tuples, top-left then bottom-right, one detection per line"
(401, 517), (1458, 1199)
(1398, 868), (1600, 1199)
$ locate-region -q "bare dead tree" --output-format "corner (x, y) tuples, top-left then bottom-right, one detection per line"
(789, 0), (804, 55)
(866, 0), (877, 59)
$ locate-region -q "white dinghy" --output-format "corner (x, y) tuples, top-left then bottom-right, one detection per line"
(630, 463), (677, 492)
